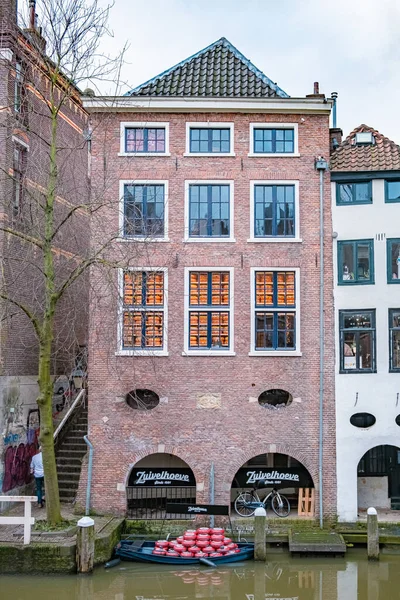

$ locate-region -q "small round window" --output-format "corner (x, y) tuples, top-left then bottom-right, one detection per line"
(396, 415), (400, 426)
(258, 389), (293, 408)
(350, 413), (376, 428)
(126, 389), (159, 410)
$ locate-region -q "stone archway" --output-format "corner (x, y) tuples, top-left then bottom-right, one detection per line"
(357, 444), (400, 514)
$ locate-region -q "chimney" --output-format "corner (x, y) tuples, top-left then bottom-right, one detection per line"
(306, 81), (325, 99)
(329, 128), (343, 154)
(24, 0), (46, 53)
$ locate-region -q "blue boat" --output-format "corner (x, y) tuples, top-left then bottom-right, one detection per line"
(115, 540), (254, 565)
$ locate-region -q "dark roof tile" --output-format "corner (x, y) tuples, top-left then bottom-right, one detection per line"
(331, 124), (400, 172)
(126, 37), (288, 98)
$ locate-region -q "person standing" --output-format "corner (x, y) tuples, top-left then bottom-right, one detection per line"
(30, 447), (44, 508)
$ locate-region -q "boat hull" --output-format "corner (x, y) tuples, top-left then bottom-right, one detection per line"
(115, 540), (254, 565)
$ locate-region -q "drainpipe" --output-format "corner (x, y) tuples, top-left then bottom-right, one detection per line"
(84, 435), (94, 516)
(315, 157), (328, 529)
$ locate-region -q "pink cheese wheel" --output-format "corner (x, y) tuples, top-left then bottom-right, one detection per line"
(174, 544), (185, 553)
(211, 528), (224, 535)
(210, 534), (224, 542)
(223, 537), (232, 544)
(210, 552), (222, 557)
(196, 540), (209, 548)
(197, 527), (211, 534)
(181, 551), (194, 558)
(211, 541), (222, 549)
(196, 533), (210, 541)
(182, 540), (194, 548)
(204, 545), (214, 553)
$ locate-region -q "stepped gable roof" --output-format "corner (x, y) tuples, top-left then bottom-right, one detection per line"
(331, 124), (400, 172)
(125, 37), (289, 98)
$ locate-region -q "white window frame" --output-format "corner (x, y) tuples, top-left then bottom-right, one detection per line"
(185, 122), (235, 156)
(184, 180), (235, 242)
(183, 266), (235, 356)
(248, 123), (299, 157)
(118, 180), (169, 242)
(119, 121), (170, 156)
(116, 267), (168, 356)
(249, 267), (301, 356)
(248, 180), (301, 243)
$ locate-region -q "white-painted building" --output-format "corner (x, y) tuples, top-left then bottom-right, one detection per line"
(331, 125), (400, 521)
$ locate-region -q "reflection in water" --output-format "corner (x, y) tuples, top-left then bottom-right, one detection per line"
(3, 552), (400, 599)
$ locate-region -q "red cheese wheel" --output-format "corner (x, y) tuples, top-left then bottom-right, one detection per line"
(210, 534), (224, 542)
(194, 551), (207, 558)
(152, 549), (166, 555)
(197, 527), (211, 534)
(182, 540), (194, 548)
(188, 545), (200, 554)
(181, 551), (194, 558)
(196, 540), (209, 548)
(204, 545), (214, 553)
(166, 550), (180, 556)
(210, 552), (222, 557)
(155, 540), (169, 548)
(223, 537), (232, 544)
(183, 533), (196, 540)
(196, 533), (210, 541)
(174, 544), (185, 553)
(176, 536), (184, 543)
(211, 528), (224, 535)
(211, 541), (222, 549)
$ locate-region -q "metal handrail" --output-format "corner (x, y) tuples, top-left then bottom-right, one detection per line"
(53, 388), (86, 440)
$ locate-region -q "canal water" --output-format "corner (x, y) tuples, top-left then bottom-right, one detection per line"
(2, 551), (399, 599)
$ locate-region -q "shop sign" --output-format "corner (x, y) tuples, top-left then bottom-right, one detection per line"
(233, 467), (313, 488)
(166, 502), (229, 516)
(128, 467), (195, 487)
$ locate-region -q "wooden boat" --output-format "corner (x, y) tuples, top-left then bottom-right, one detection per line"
(115, 539), (254, 565)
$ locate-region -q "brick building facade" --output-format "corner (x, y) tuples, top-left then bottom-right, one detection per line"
(81, 38), (336, 519)
(0, 0), (89, 500)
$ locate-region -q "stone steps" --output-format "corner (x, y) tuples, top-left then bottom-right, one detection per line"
(55, 408), (88, 502)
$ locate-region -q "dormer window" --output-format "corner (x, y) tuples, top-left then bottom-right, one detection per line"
(355, 132), (374, 145)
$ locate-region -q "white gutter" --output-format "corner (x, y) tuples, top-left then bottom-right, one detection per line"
(83, 96), (333, 114)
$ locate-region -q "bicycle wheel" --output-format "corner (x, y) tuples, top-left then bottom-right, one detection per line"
(234, 492), (257, 517)
(271, 493), (290, 517)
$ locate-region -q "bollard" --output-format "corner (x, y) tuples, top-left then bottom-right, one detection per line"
(367, 507), (379, 561)
(254, 506), (267, 561)
(76, 516), (95, 573)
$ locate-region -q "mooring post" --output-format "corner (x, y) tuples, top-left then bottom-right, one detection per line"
(254, 507), (267, 561)
(367, 507), (379, 560)
(76, 516), (95, 573)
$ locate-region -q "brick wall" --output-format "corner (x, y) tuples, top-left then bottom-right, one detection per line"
(81, 109), (336, 518)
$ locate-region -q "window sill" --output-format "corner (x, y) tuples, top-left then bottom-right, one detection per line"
(182, 351), (236, 357)
(336, 201), (373, 206)
(117, 237), (170, 243)
(339, 370), (377, 374)
(183, 153), (236, 157)
(338, 280), (375, 286)
(247, 153), (300, 158)
(118, 152), (171, 157)
(116, 350), (169, 357)
(387, 280), (400, 285)
(183, 238), (236, 243)
(247, 238), (302, 243)
(248, 351), (302, 357)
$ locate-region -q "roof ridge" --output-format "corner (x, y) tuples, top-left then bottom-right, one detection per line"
(343, 124), (400, 150)
(125, 37), (289, 98)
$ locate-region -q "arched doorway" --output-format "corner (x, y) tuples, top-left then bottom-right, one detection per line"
(357, 445), (400, 512)
(231, 453), (314, 517)
(126, 453), (196, 519)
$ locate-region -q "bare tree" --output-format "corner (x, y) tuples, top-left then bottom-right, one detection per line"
(0, 0), (128, 524)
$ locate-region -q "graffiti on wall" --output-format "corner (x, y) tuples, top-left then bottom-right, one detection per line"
(2, 443), (37, 493)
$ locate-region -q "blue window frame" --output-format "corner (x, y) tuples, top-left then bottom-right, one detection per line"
(338, 240), (374, 285)
(339, 310), (376, 373)
(189, 184), (230, 238)
(389, 309), (400, 372)
(254, 184), (295, 237)
(123, 184), (165, 237)
(125, 128), (165, 153)
(254, 271), (296, 350)
(122, 271), (164, 349)
(385, 180), (400, 203)
(189, 128), (230, 153)
(336, 181), (372, 205)
(387, 239), (400, 283)
(188, 271), (230, 350)
(253, 128), (294, 154)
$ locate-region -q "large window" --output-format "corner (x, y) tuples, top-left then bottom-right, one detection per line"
(253, 128), (294, 154)
(389, 310), (400, 372)
(189, 128), (230, 153)
(121, 270), (166, 353)
(186, 123), (234, 155)
(187, 183), (231, 239)
(253, 271), (297, 351)
(186, 270), (232, 352)
(336, 181), (372, 205)
(253, 184), (295, 238)
(387, 239), (400, 283)
(339, 310), (376, 373)
(122, 182), (167, 239)
(385, 180), (400, 203)
(13, 144), (26, 216)
(338, 240), (374, 284)
(125, 128), (165, 153)
(14, 60), (24, 115)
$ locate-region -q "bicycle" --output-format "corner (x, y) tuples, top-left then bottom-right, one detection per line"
(234, 485), (290, 518)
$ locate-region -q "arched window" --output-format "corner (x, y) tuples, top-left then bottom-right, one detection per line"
(126, 389), (159, 410)
(258, 389), (293, 408)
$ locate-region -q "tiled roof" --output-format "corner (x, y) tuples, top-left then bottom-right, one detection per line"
(126, 37), (289, 98)
(331, 124), (400, 172)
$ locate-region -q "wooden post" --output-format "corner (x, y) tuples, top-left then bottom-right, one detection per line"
(367, 507), (379, 561)
(76, 516), (95, 573)
(254, 507), (267, 561)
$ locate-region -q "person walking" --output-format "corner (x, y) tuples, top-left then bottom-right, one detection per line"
(30, 446), (44, 508)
